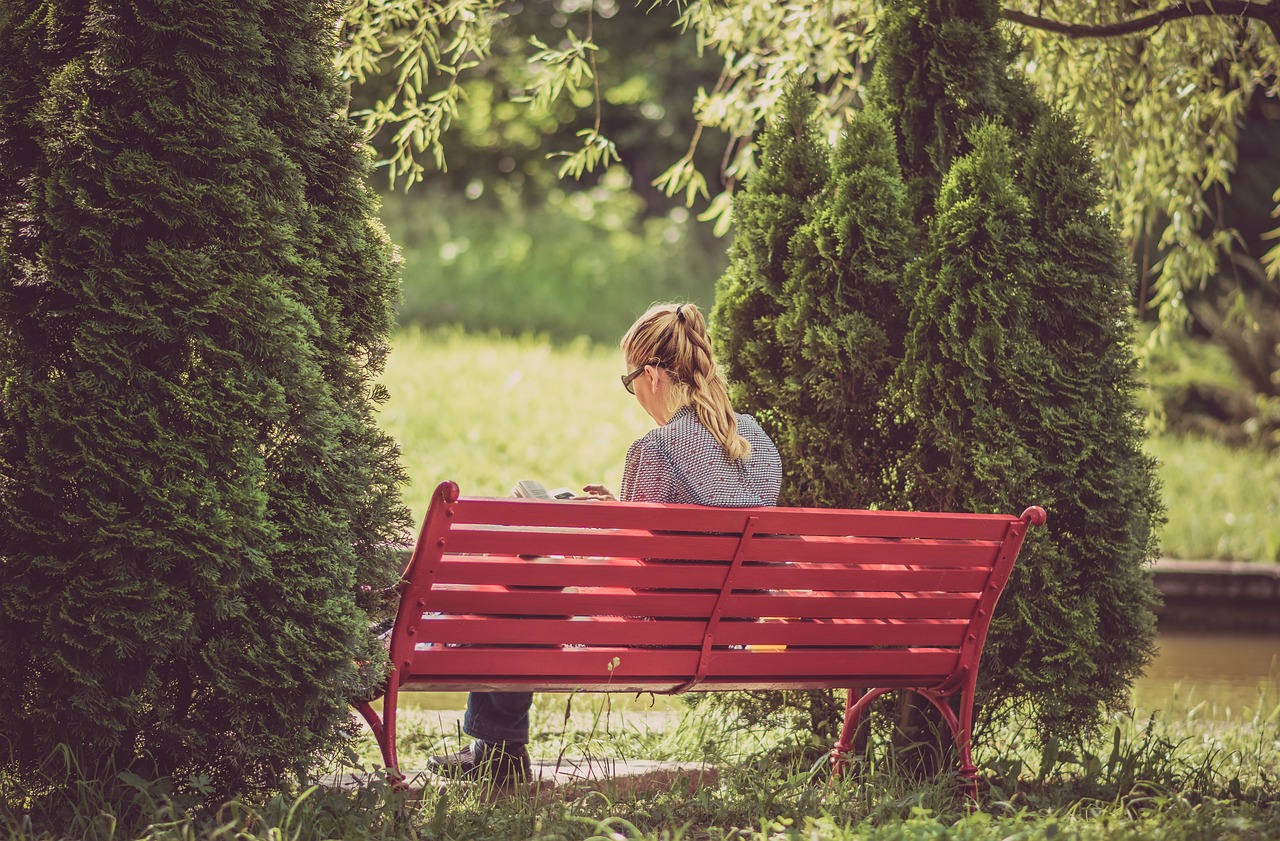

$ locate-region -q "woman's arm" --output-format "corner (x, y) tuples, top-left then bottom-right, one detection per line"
(620, 438), (678, 503)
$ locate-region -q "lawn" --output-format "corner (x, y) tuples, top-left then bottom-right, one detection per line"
(380, 327), (653, 520)
(20, 674), (1274, 840)
(326, 677), (1278, 841)
(381, 327), (1280, 562)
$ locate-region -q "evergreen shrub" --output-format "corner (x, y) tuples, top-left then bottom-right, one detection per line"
(709, 0), (1162, 750)
(0, 0), (408, 803)
(713, 85), (829, 420)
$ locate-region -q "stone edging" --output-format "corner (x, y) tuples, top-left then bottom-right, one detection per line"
(1152, 559), (1280, 633)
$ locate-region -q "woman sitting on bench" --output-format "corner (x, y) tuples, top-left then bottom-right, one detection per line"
(428, 301), (784, 784)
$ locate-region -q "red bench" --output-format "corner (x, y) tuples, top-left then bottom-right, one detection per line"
(357, 481), (1045, 798)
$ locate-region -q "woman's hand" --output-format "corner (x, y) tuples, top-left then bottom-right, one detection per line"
(579, 484), (617, 501)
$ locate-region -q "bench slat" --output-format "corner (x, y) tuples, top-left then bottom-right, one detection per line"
(745, 536), (1002, 567)
(447, 497), (1016, 541)
(442, 529), (1004, 567)
(401, 676), (951, 692)
(404, 646), (957, 685)
(404, 616), (968, 648)
(420, 589), (980, 620)
(434, 556), (993, 591)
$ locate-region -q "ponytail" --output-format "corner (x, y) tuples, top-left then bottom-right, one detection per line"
(621, 303), (752, 461)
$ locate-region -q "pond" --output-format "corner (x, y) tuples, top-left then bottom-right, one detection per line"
(1132, 630), (1279, 716)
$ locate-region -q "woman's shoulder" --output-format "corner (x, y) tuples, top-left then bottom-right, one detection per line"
(629, 419), (681, 457)
(735, 412), (781, 457)
(734, 411), (771, 439)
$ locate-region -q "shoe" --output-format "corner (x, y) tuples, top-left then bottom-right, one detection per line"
(428, 739), (532, 784)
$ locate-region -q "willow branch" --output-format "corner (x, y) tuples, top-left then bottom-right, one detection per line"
(1003, 2), (1280, 41)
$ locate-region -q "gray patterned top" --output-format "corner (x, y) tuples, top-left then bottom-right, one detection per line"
(620, 405), (782, 506)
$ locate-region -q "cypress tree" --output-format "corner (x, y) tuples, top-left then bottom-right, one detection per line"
(710, 0), (1161, 756)
(885, 123), (1042, 765)
(896, 121), (1039, 515)
(711, 82), (828, 426)
(0, 0), (407, 801)
(870, 0), (1040, 220)
(881, 8), (1162, 742)
(977, 109), (1161, 734)
(775, 106), (913, 510)
(704, 104), (915, 743)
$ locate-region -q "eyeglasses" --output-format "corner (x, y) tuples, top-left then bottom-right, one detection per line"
(621, 357), (661, 394)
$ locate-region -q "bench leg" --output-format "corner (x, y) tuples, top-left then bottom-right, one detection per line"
(915, 687), (978, 803)
(355, 682), (406, 788)
(955, 675), (980, 803)
(381, 680), (405, 786)
(830, 688), (888, 778)
(355, 700), (389, 765)
(831, 686), (979, 803)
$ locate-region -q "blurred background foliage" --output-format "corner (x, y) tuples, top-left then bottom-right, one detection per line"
(358, 0), (729, 340)
(380, 176), (724, 343)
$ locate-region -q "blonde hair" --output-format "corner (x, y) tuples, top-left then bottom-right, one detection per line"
(621, 303), (751, 461)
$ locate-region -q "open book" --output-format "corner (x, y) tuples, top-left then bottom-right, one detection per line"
(512, 479), (576, 500)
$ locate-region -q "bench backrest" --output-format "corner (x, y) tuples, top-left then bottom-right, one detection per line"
(389, 482), (1042, 695)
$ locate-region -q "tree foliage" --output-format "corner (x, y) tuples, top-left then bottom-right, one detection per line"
(771, 101), (913, 510)
(339, 0), (722, 205)
(708, 0), (1161, 750)
(698, 88), (916, 742)
(0, 0), (408, 803)
(711, 85), (830, 422)
(344, 0), (1280, 262)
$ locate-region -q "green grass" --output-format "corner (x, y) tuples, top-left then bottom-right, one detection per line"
(380, 329), (1280, 561)
(380, 327), (654, 523)
(9, 680), (1278, 839)
(1145, 434), (1280, 561)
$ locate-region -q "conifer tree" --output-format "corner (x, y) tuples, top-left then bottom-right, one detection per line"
(896, 122), (1039, 515)
(712, 0), (1161, 753)
(0, 0), (408, 801)
(978, 109), (1161, 732)
(880, 4), (1162, 742)
(775, 107), (913, 509)
(870, 0), (1041, 220)
(711, 83), (828, 425)
(704, 103), (915, 741)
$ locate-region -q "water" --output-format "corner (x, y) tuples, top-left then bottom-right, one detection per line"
(1132, 630), (1280, 717)
(389, 632), (1280, 718)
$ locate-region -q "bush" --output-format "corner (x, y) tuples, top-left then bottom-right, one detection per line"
(0, 0), (408, 802)
(710, 0), (1162, 751)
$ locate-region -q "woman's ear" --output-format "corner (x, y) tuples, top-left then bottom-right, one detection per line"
(645, 364), (664, 393)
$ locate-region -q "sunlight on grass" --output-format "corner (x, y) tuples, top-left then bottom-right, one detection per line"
(379, 327), (652, 526)
(325, 677), (1280, 841)
(1145, 434), (1280, 561)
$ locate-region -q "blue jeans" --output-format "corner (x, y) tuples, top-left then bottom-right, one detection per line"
(464, 691), (533, 743)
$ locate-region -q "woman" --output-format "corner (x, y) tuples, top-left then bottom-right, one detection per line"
(428, 303), (782, 784)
